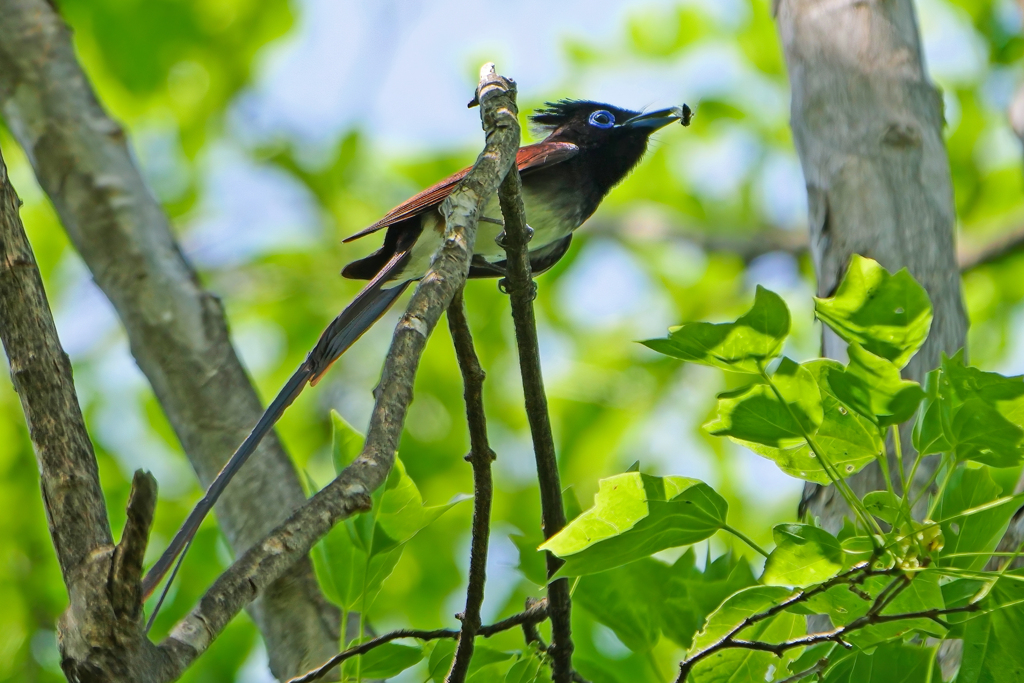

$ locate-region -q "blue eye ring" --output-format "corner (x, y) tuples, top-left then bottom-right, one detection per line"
(589, 110), (615, 129)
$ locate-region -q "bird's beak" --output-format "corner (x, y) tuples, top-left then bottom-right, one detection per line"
(622, 107), (683, 131)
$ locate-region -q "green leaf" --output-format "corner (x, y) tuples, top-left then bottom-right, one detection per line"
(687, 586), (805, 683)
(827, 344), (925, 426)
(540, 473), (728, 577)
(813, 254), (933, 368)
(315, 454), (467, 610)
(944, 352), (1024, 418)
(740, 360), (882, 484)
(642, 286), (790, 373)
(319, 520), (405, 611)
(941, 578), (986, 636)
(427, 640), (457, 681)
(704, 358), (822, 448)
(786, 643), (835, 679)
(429, 643), (517, 682)
(563, 485), (584, 522)
(575, 558), (664, 652)
(762, 524), (842, 588)
(659, 551), (757, 649)
(342, 642), (422, 679)
(330, 409), (364, 474)
(805, 360), (885, 477)
(959, 570), (1024, 683)
(863, 490), (901, 525)
(510, 532), (547, 586)
(822, 642), (935, 683)
(504, 650), (550, 683)
(688, 585), (791, 651)
(913, 368), (953, 456)
(915, 353), (1024, 465)
(934, 466), (1021, 570)
(948, 399), (1024, 467)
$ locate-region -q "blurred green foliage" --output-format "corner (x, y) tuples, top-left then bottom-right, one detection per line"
(1, 0), (1023, 681)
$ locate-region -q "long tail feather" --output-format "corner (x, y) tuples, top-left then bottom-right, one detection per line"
(141, 255), (410, 604)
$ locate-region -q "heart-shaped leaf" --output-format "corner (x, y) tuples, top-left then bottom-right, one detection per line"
(643, 286), (790, 374)
(814, 254), (932, 369)
(540, 473), (728, 577)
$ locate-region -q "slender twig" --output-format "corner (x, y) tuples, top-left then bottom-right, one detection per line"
(522, 598), (547, 649)
(498, 164), (575, 682)
(673, 558), (979, 683)
(287, 601), (550, 683)
(866, 574), (911, 617)
(445, 289), (497, 683)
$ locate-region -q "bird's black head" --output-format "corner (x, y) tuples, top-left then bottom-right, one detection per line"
(529, 99), (682, 195)
(530, 99), (681, 146)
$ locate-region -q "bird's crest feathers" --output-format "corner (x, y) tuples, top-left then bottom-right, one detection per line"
(529, 99), (640, 132)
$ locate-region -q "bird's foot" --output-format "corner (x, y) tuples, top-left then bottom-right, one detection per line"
(494, 225), (534, 249)
(497, 277), (538, 301)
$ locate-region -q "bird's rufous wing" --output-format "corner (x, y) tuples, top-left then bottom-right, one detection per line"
(342, 141), (579, 243)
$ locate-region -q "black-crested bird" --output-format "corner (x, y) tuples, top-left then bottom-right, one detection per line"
(141, 99), (690, 610)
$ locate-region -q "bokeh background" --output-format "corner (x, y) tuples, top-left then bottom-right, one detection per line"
(2, 0), (1023, 680)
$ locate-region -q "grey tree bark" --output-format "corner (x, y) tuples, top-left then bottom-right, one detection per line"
(0, 0), (340, 677)
(774, 0), (968, 532)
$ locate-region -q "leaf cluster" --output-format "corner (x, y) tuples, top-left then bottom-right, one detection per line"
(525, 256), (1024, 682)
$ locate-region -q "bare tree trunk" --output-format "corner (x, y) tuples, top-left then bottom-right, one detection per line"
(775, 0), (968, 532)
(0, 1), (340, 677)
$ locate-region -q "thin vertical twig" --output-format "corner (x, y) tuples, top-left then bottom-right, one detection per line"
(445, 289), (497, 683)
(498, 167), (575, 681)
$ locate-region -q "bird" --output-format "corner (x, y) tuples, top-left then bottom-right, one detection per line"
(141, 99), (690, 614)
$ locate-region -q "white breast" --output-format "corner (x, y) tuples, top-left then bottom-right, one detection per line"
(388, 186), (581, 285)
(471, 187), (579, 262)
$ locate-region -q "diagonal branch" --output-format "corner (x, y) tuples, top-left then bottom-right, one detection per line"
(152, 63), (522, 680)
(0, 0), (339, 673)
(0, 144), (112, 594)
(445, 288), (498, 683)
(498, 163), (575, 680)
(0, 142), (172, 681)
